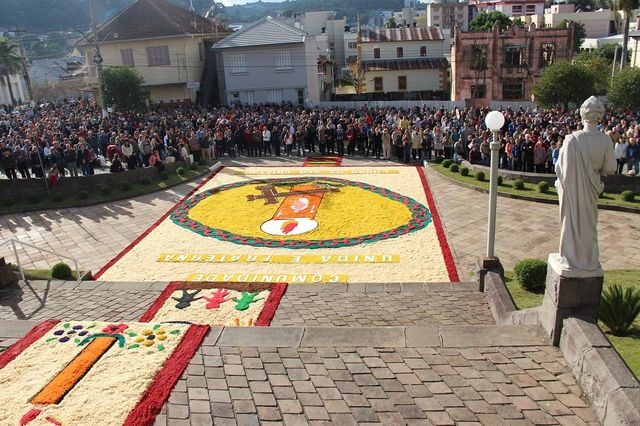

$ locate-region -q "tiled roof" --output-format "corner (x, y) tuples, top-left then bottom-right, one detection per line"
(361, 27), (444, 43)
(89, 0), (228, 43)
(213, 16), (307, 49)
(361, 58), (449, 71)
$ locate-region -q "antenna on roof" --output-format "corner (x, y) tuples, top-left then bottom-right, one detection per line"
(189, 0), (195, 12)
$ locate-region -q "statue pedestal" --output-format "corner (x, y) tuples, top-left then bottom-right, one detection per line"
(540, 253), (603, 345)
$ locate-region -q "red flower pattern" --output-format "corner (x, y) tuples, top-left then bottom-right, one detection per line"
(102, 323), (128, 334)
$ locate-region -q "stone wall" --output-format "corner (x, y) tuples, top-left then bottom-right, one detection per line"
(0, 163), (181, 200)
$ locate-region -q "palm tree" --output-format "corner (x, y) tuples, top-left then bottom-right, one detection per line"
(616, 0), (640, 70)
(384, 17), (397, 28)
(0, 38), (22, 105)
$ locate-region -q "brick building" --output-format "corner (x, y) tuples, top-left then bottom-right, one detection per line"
(451, 22), (574, 103)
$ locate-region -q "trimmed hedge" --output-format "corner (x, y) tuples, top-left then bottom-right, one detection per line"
(621, 190), (635, 202)
(442, 159), (454, 168)
(513, 179), (525, 190)
(449, 163), (459, 173)
(460, 167), (470, 177)
(51, 262), (72, 279)
(514, 258), (547, 292)
(474, 171), (485, 182)
(537, 181), (550, 193)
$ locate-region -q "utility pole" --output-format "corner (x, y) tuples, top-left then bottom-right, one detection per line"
(90, 0), (107, 117)
(13, 27), (32, 104)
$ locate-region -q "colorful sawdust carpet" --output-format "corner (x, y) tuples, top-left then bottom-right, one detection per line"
(302, 155), (342, 167)
(94, 166), (457, 283)
(140, 281), (287, 326)
(0, 320), (208, 426)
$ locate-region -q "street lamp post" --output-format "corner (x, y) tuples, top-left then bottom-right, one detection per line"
(484, 110), (505, 261)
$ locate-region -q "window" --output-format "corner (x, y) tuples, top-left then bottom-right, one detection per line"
(471, 84), (486, 98)
(512, 5), (522, 14)
(297, 88), (304, 105)
(348, 42), (358, 49)
(267, 89), (283, 103)
(374, 48), (380, 59)
(120, 48), (134, 67)
(146, 46), (170, 66)
(471, 45), (488, 70)
(275, 50), (292, 70)
(230, 54), (247, 73)
(398, 76), (407, 91)
(526, 4), (536, 14)
(245, 91), (254, 105)
(420, 46), (427, 57)
(397, 47), (403, 58)
(541, 43), (555, 67)
(504, 46), (523, 67)
(198, 43), (204, 61)
(503, 80), (524, 100)
(374, 77), (383, 92)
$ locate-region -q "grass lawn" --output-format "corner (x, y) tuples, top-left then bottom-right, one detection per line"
(0, 164), (209, 214)
(505, 269), (640, 378)
(430, 162), (640, 210)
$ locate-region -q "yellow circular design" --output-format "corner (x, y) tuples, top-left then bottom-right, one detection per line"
(187, 183), (413, 240)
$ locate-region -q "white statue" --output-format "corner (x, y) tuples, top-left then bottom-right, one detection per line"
(554, 96), (616, 275)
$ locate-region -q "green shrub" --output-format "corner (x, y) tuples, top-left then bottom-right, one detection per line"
(599, 285), (640, 336)
(460, 167), (470, 177)
(514, 179), (525, 190)
(160, 171), (169, 180)
(514, 259), (547, 292)
(28, 194), (41, 204)
(77, 190), (89, 200)
(449, 163), (459, 173)
(474, 171), (485, 182)
(189, 163), (198, 170)
(621, 190), (635, 202)
(140, 175), (152, 185)
(176, 167), (186, 176)
(3, 197), (15, 207)
(442, 159), (453, 168)
(434, 156), (444, 164)
(51, 262), (72, 279)
(121, 181), (132, 191)
(497, 175), (503, 186)
(538, 181), (550, 193)
(51, 193), (64, 202)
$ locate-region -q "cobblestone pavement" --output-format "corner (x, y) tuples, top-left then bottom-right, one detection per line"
(154, 336), (598, 426)
(273, 285), (493, 327)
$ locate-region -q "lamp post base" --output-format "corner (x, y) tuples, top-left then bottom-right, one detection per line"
(477, 257), (504, 292)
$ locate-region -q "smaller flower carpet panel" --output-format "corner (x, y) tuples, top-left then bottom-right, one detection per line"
(0, 320), (208, 426)
(302, 155), (343, 167)
(140, 281), (287, 326)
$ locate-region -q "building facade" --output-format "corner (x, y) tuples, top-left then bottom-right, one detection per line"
(451, 22), (574, 102)
(80, 0), (229, 105)
(426, 0), (471, 32)
(343, 27), (450, 99)
(470, 0), (545, 17)
(214, 17), (310, 106)
(517, 4), (615, 39)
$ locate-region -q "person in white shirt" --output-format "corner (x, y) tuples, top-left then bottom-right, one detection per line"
(614, 137), (628, 174)
(261, 127), (271, 156)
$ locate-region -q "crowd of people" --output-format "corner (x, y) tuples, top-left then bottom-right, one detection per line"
(1, 99), (639, 185)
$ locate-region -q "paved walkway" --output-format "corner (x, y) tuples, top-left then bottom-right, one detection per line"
(0, 156), (626, 425)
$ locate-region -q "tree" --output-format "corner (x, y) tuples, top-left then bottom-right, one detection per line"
(346, 62), (366, 96)
(573, 52), (610, 95)
(615, 0), (640, 69)
(469, 11), (513, 31)
(384, 17), (397, 28)
(533, 61), (597, 109)
(590, 43), (631, 65)
(557, 20), (586, 52)
(0, 37), (23, 105)
(608, 67), (640, 110)
(99, 66), (149, 112)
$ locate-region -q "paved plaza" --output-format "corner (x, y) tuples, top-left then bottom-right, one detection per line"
(2, 157), (637, 425)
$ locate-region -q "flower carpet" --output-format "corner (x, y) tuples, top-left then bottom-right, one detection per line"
(0, 320), (208, 426)
(94, 166), (458, 284)
(302, 155), (342, 167)
(140, 281), (287, 326)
